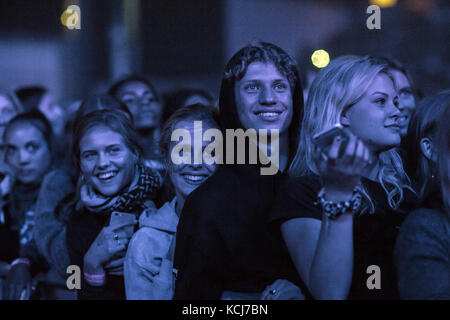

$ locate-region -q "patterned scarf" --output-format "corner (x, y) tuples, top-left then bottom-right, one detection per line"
(79, 165), (162, 216)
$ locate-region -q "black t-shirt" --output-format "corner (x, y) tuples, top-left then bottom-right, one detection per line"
(271, 173), (416, 300)
(173, 164), (304, 300)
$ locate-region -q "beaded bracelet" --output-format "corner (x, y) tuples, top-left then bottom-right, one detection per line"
(315, 187), (363, 219)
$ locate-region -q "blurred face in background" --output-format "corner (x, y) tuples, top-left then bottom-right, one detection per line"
(4, 122), (51, 184)
(391, 70), (416, 137)
(234, 62), (293, 135)
(342, 73), (401, 154)
(38, 93), (65, 137)
(168, 120), (217, 201)
(115, 81), (162, 131)
(0, 94), (19, 157)
(79, 125), (137, 197)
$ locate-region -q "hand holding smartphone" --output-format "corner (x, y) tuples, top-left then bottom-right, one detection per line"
(313, 123), (371, 195)
(109, 211), (137, 238)
(313, 123), (351, 158)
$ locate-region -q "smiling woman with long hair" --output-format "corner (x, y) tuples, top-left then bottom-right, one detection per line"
(270, 55), (415, 300)
(66, 109), (162, 300)
(124, 104), (219, 299)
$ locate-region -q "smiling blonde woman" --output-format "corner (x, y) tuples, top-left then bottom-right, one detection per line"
(66, 109), (162, 300)
(271, 55), (415, 300)
(124, 104), (219, 300)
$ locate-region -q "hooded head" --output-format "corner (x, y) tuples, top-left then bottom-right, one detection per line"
(218, 42), (304, 165)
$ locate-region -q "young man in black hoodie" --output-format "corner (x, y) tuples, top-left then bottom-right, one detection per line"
(173, 42), (305, 299)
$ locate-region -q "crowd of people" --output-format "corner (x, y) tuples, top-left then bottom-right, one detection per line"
(0, 41), (448, 300)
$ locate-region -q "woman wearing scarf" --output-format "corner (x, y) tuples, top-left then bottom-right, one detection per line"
(66, 109), (162, 299)
(33, 95), (133, 279)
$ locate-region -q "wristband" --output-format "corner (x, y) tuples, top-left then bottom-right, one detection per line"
(315, 187), (362, 219)
(84, 271), (106, 286)
(10, 258), (31, 268)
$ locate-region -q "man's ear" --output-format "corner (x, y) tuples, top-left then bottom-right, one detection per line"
(420, 137), (433, 160)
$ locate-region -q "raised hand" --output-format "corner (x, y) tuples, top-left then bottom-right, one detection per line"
(83, 224), (134, 276)
(315, 132), (370, 200)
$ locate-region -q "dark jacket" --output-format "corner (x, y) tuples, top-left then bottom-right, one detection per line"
(0, 181), (48, 275)
(34, 169), (74, 277)
(67, 205), (133, 300)
(394, 208), (450, 299)
(66, 166), (162, 300)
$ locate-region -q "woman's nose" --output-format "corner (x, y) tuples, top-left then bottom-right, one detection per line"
(390, 104), (402, 122)
(97, 153), (110, 168)
(394, 95), (405, 111)
(19, 149), (31, 165)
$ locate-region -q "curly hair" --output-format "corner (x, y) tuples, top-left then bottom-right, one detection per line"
(219, 41), (304, 164)
(223, 41), (299, 91)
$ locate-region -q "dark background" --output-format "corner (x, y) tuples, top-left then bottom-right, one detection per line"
(0, 0), (448, 105)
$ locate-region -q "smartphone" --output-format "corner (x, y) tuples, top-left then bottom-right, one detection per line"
(313, 123), (350, 156)
(109, 212), (137, 236)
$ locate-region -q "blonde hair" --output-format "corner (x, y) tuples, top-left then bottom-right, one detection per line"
(289, 55), (410, 213)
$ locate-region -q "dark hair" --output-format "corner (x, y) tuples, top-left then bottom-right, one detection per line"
(219, 41), (304, 164)
(15, 86), (47, 112)
(72, 109), (143, 170)
(162, 88), (214, 123)
(74, 94), (132, 122)
(404, 90), (450, 202)
(224, 42), (299, 90)
(4, 109), (54, 154)
(64, 95), (131, 142)
(159, 104), (220, 161)
(436, 104), (450, 213)
(108, 75), (159, 102)
(0, 89), (24, 115)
